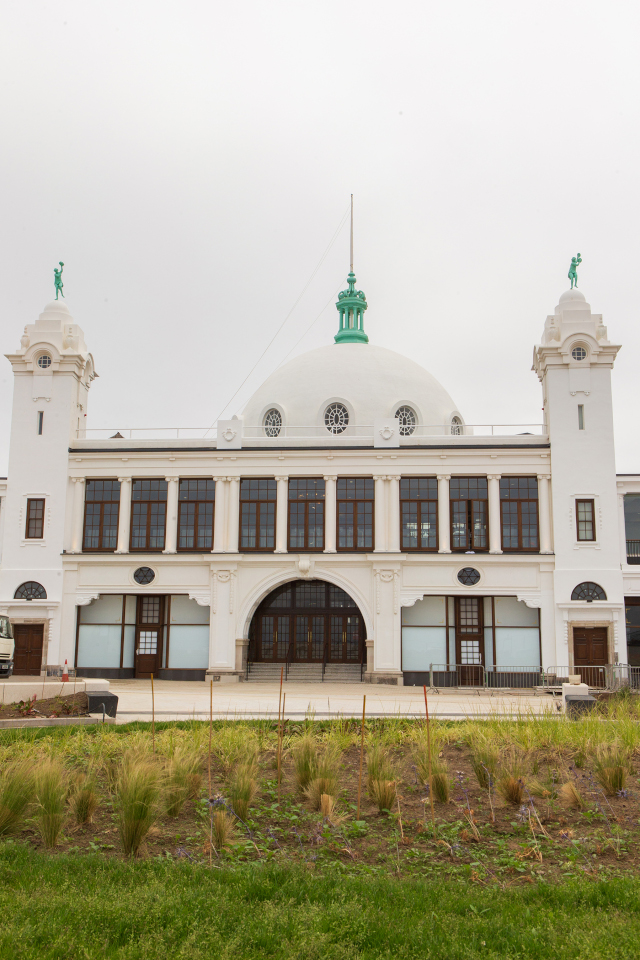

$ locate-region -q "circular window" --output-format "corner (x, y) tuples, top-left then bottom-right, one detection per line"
(14, 581), (47, 600)
(324, 403), (349, 434)
(133, 566), (156, 585)
(457, 567), (481, 586)
(571, 581), (606, 602)
(263, 409), (282, 438)
(451, 416), (463, 436)
(395, 406), (416, 436)
(571, 346), (587, 361)
(37, 355), (52, 369)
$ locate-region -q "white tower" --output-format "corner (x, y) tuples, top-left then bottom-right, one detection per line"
(0, 300), (96, 672)
(533, 287), (624, 667)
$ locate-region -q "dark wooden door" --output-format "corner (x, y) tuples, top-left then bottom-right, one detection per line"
(329, 615), (362, 663)
(573, 627), (608, 687)
(455, 597), (485, 686)
(135, 596), (164, 679)
(13, 624), (44, 675)
(295, 616), (324, 662)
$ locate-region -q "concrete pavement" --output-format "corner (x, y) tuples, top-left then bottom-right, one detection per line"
(109, 679), (558, 722)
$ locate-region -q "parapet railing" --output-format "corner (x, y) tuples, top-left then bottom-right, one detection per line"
(626, 540), (640, 558)
(78, 423), (547, 444)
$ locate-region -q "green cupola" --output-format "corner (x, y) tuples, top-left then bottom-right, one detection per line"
(334, 272), (368, 344)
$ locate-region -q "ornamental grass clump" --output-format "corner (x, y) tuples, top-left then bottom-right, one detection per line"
(0, 761), (34, 836)
(593, 744), (630, 796)
(559, 781), (586, 811)
(304, 746), (340, 810)
(212, 810), (236, 851)
(227, 763), (258, 821)
(366, 743), (396, 791)
(69, 771), (100, 825)
(116, 759), (162, 858)
(496, 748), (528, 805)
(34, 760), (67, 849)
(293, 735), (318, 791)
(430, 758), (450, 804)
(370, 779), (397, 813)
(470, 742), (499, 790)
(165, 749), (202, 818)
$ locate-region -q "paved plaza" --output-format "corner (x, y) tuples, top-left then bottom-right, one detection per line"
(108, 679), (558, 723)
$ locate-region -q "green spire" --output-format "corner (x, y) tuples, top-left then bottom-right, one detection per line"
(334, 195), (368, 344)
(334, 272), (368, 343)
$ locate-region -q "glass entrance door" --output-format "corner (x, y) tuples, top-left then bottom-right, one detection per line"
(455, 597), (484, 686)
(258, 616), (290, 662)
(330, 615), (362, 663)
(135, 596), (164, 678)
(295, 616), (324, 662)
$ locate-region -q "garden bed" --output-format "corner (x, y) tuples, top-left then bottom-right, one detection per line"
(0, 691), (88, 720)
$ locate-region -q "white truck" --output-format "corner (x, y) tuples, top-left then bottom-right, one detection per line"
(0, 616), (14, 677)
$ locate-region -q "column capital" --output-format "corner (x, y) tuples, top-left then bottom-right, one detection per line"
(437, 474), (451, 481)
(537, 474), (551, 481)
(226, 476), (240, 483)
(487, 474), (501, 481)
(71, 477), (86, 484)
(164, 476), (180, 483)
(323, 475), (337, 482)
(373, 475), (387, 481)
(386, 475), (401, 481)
(275, 475), (289, 483)
(117, 476), (132, 484)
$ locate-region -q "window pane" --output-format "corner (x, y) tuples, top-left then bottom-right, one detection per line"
(149, 503), (166, 549)
(338, 502), (354, 548)
(102, 502), (119, 548)
(179, 479), (215, 501)
(196, 502), (214, 548)
(83, 503), (101, 549)
(420, 501), (437, 549)
(472, 500), (487, 548)
(400, 478), (437, 500)
(179, 502), (196, 549)
(258, 502), (275, 548)
(500, 477), (538, 500)
(131, 503), (148, 549)
(86, 480), (121, 502)
(337, 478), (374, 500)
(26, 499), (44, 539)
(240, 502), (257, 548)
(402, 502), (418, 549)
(132, 479), (168, 501)
(451, 501), (467, 549)
(240, 479), (277, 501)
(501, 501), (519, 549)
(450, 478), (487, 499)
(289, 478), (325, 500)
(521, 501), (538, 548)
(288, 502), (306, 549)
(308, 502), (324, 549)
(577, 500), (594, 540)
(356, 501), (373, 549)
(295, 582), (326, 607)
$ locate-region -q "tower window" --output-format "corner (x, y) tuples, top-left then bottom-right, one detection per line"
(324, 403), (349, 434)
(37, 355), (52, 369)
(263, 409), (282, 438)
(395, 406), (416, 436)
(37, 411), (43, 435)
(451, 416), (463, 436)
(25, 499), (45, 539)
(571, 346), (587, 361)
(578, 405), (585, 430)
(576, 499), (595, 541)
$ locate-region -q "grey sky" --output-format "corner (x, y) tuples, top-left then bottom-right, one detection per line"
(1, 1), (639, 472)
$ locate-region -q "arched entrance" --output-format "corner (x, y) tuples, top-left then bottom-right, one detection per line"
(249, 579), (365, 664)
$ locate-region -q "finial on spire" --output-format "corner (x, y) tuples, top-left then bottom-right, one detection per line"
(568, 253), (582, 289)
(335, 197), (368, 343)
(350, 194), (354, 274)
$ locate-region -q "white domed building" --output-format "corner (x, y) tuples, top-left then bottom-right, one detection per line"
(0, 262), (638, 690)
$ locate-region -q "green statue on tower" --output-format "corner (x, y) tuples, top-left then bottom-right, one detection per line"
(54, 262), (64, 299)
(568, 253), (582, 289)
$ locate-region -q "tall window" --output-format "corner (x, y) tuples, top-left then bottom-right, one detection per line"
(83, 480), (121, 551)
(337, 478), (374, 551)
(576, 499), (595, 541)
(178, 479), (215, 551)
(450, 478), (487, 551)
(131, 480), (168, 551)
(240, 479), (276, 551)
(400, 478), (437, 550)
(288, 478), (325, 551)
(500, 477), (539, 552)
(25, 498), (45, 539)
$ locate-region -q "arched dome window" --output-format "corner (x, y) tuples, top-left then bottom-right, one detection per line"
(263, 409), (282, 438)
(14, 581), (47, 601)
(37, 354), (52, 369)
(571, 582), (607, 602)
(395, 406), (416, 436)
(571, 345), (588, 361)
(451, 416), (463, 436)
(324, 403), (349, 434)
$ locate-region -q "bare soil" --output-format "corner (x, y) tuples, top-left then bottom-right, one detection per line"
(0, 691), (88, 720)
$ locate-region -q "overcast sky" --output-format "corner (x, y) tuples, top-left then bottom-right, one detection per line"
(1, 1), (639, 472)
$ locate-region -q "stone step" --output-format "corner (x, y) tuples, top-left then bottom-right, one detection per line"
(246, 662), (364, 683)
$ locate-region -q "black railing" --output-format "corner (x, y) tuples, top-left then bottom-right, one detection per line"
(627, 540), (640, 562)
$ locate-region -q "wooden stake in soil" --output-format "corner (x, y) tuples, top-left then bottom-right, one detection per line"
(277, 691), (286, 804)
(356, 694), (366, 819)
(208, 679), (213, 797)
(151, 674), (155, 754)
(423, 685), (436, 837)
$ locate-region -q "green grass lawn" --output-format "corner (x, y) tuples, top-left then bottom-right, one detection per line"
(0, 845), (638, 960)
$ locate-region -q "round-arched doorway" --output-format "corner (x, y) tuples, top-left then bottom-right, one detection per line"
(249, 579), (365, 664)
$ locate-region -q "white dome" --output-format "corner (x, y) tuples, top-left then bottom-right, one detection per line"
(240, 342), (462, 430)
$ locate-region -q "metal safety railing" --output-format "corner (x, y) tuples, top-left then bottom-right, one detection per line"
(627, 540), (640, 559)
(425, 663), (640, 692)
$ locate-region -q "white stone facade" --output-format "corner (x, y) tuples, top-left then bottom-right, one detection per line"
(0, 285), (636, 683)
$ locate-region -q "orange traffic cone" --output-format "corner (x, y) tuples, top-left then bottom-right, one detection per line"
(62, 659), (69, 682)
